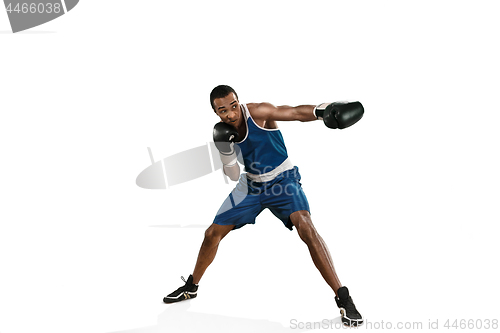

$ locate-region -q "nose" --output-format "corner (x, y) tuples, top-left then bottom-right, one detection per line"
(227, 110), (236, 121)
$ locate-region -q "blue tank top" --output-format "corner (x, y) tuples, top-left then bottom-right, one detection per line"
(236, 104), (289, 175)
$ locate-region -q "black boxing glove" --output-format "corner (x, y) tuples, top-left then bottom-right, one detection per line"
(213, 122), (239, 166)
(314, 101), (364, 129)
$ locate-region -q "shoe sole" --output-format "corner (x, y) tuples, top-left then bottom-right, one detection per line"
(340, 309), (363, 327)
(163, 292), (197, 304)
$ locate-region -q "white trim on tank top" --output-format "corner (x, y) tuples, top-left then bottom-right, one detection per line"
(246, 157), (294, 182)
(238, 104), (293, 182)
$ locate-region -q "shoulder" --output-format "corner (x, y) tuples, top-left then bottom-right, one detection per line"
(246, 102), (276, 119)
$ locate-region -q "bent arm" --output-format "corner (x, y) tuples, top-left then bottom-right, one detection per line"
(223, 163), (240, 181)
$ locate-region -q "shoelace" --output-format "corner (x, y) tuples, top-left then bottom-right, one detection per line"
(170, 276), (189, 294)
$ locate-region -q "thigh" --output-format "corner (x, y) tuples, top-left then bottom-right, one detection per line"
(262, 173), (310, 230)
(213, 176), (264, 230)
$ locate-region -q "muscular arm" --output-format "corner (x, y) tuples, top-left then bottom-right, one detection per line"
(248, 102), (317, 122)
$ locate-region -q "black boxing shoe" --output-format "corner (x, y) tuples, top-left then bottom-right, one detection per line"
(335, 286), (363, 327)
(163, 275), (198, 304)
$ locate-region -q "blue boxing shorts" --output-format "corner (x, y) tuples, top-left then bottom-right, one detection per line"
(213, 166), (310, 230)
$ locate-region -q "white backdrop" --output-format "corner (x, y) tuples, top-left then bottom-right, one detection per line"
(1, 1), (499, 333)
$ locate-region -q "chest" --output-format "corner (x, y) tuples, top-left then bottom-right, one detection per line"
(237, 119), (277, 141)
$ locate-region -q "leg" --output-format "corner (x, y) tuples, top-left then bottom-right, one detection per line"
(192, 223), (234, 284)
(290, 210), (342, 296)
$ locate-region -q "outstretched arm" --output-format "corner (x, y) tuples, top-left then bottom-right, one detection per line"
(249, 102), (317, 122)
(249, 101), (364, 129)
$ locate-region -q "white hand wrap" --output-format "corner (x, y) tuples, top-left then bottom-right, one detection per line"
(313, 102), (331, 120)
(219, 144), (237, 166)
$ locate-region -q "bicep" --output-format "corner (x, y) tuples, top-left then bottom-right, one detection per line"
(271, 104), (316, 122)
(254, 103), (299, 122)
(275, 105), (300, 121)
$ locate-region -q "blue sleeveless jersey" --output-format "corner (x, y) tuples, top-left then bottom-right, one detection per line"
(236, 104), (288, 175)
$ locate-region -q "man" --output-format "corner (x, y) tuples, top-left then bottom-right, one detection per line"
(163, 85), (364, 327)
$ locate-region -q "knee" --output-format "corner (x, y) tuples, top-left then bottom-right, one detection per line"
(204, 224), (229, 245)
(298, 223), (317, 244)
(293, 212), (317, 244)
(204, 226), (220, 244)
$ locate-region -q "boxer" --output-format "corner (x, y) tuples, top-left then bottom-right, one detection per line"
(163, 85), (364, 327)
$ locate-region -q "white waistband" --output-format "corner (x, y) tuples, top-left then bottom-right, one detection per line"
(245, 158), (294, 182)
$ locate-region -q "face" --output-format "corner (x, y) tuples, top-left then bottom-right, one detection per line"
(213, 93), (242, 128)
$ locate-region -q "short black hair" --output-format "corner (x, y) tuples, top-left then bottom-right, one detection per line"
(210, 85), (238, 110)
